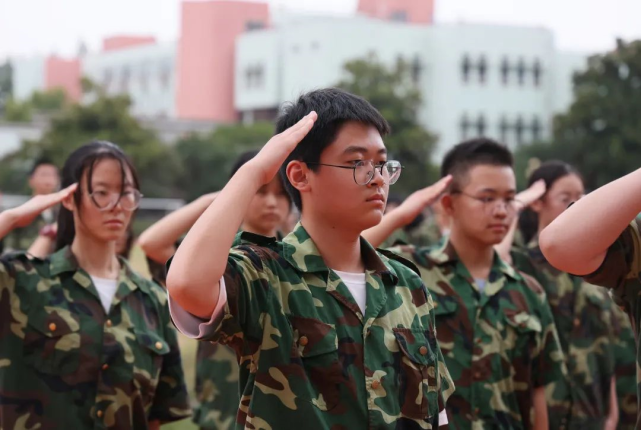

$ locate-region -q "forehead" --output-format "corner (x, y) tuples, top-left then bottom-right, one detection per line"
(323, 122), (386, 157)
(459, 164), (516, 192)
(86, 158), (134, 185)
(33, 164), (58, 175)
(549, 173), (584, 193)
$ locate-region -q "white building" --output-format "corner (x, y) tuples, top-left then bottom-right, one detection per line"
(235, 15), (589, 159)
(82, 42), (178, 118)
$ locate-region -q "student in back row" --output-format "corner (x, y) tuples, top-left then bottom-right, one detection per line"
(365, 138), (565, 429)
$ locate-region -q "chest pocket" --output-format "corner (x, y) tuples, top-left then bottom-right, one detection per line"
(393, 328), (439, 422)
(23, 307), (81, 375)
(287, 315), (342, 411)
(130, 328), (170, 399)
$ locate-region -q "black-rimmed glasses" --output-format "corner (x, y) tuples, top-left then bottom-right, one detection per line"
(305, 160), (402, 186)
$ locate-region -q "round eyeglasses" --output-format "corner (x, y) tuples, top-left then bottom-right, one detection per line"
(305, 160), (402, 186)
(88, 189), (143, 212)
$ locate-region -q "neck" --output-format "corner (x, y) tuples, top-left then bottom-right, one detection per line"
(300, 213), (365, 273)
(241, 222), (277, 237)
(449, 227), (495, 279)
(71, 232), (120, 279)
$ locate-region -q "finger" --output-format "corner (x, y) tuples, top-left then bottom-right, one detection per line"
(279, 111), (317, 139)
(283, 112), (317, 144)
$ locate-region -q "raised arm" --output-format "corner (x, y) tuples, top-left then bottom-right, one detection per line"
(540, 169), (641, 275)
(0, 184), (77, 241)
(138, 192), (218, 264)
(362, 176), (451, 248)
(166, 112), (317, 319)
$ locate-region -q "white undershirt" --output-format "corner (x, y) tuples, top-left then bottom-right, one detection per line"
(333, 270), (367, 314)
(90, 275), (118, 313)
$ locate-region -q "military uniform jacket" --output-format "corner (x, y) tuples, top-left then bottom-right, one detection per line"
(170, 223), (455, 430)
(389, 240), (565, 430)
(583, 219), (641, 429)
(511, 239), (623, 429)
(0, 247), (191, 429)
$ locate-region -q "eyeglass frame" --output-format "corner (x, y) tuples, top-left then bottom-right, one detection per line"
(303, 160), (403, 186)
(449, 190), (523, 215)
(86, 189), (144, 212)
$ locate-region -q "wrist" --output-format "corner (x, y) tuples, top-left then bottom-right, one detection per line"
(39, 224), (57, 240)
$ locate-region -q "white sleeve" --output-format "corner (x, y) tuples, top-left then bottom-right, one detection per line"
(439, 409), (448, 425)
(167, 277), (228, 339)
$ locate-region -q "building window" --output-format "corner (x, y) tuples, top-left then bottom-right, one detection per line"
(159, 65), (172, 90)
(501, 57), (510, 85)
(411, 56), (423, 85)
(390, 10), (408, 22)
(461, 55), (472, 83)
(246, 20), (265, 31)
(119, 66), (131, 93)
(460, 113), (471, 140)
(477, 114), (487, 136)
(531, 116), (542, 141)
(245, 64), (265, 89)
(532, 59), (542, 87)
(499, 116), (510, 144)
(478, 55), (488, 84)
(515, 115), (525, 145)
(516, 58), (526, 86)
(102, 68), (113, 91)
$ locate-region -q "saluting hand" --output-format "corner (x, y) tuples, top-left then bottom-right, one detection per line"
(8, 184), (77, 228)
(248, 111), (317, 185)
(392, 175), (452, 226)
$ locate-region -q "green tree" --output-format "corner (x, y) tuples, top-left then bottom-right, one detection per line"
(336, 53), (439, 195)
(3, 98), (33, 122)
(31, 88), (67, 112)
(0, 81), (179, 197)
(515, 39), (641, 190)
(175, 122), (275, 201)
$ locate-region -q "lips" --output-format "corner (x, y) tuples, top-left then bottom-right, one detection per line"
(105, 220), (124, 227)
(367, 194), (385, 202)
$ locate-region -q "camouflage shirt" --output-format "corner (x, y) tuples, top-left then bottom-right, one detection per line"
(169, 224), (455, 430)
(582, 219), (641, 429)
(1, 212), (49, 254)
(611, 304), (638, 430)
(0, 247), (191, 429)
(511, 239), (623, 429)
(389, 240), (565, 430)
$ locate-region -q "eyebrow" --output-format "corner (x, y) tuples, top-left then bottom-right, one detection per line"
(343, 146), (387, 155)
(93, 181), (133, 187)
(476, 187), (516, 194)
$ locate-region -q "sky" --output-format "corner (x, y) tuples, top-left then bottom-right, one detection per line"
(1, 0), (640, 61)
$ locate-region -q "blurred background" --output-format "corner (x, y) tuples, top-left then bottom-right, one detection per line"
(1, 0), (640, 427)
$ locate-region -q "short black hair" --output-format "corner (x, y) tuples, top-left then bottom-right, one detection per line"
(30, 157), (58, 176)
(441, 138), (513, 190)
(277, 88), (391, 210)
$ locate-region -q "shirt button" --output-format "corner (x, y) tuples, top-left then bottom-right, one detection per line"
(102, 364), (109, 371)
(371, 380), (381, 389)
(475, 338), (483, 344)
(573, 318), (580, 327)
(97, 410), (103, 418)
(474, 407), (480, 415)
(299, 336), (309, 346)
(433, 302), (439, 308)
(474, 371), (482, 380)
(48, 323), (57, 332)
(419, 346), (428, 355)
(106, 319), (113, 327)
(155, 342), (163, 350)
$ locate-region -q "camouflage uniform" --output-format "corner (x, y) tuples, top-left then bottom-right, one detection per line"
(389, 240), (565, 429)
(611, 305), (638, 429)
(1, 212), (49, 254)
(170, 225), (455, 430)
(511, 239), (625, 429)
(0, 246), (191, 429)
(583, 219), (641, 429)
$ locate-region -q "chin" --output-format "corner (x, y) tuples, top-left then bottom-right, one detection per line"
(358, 211), (384, 231)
